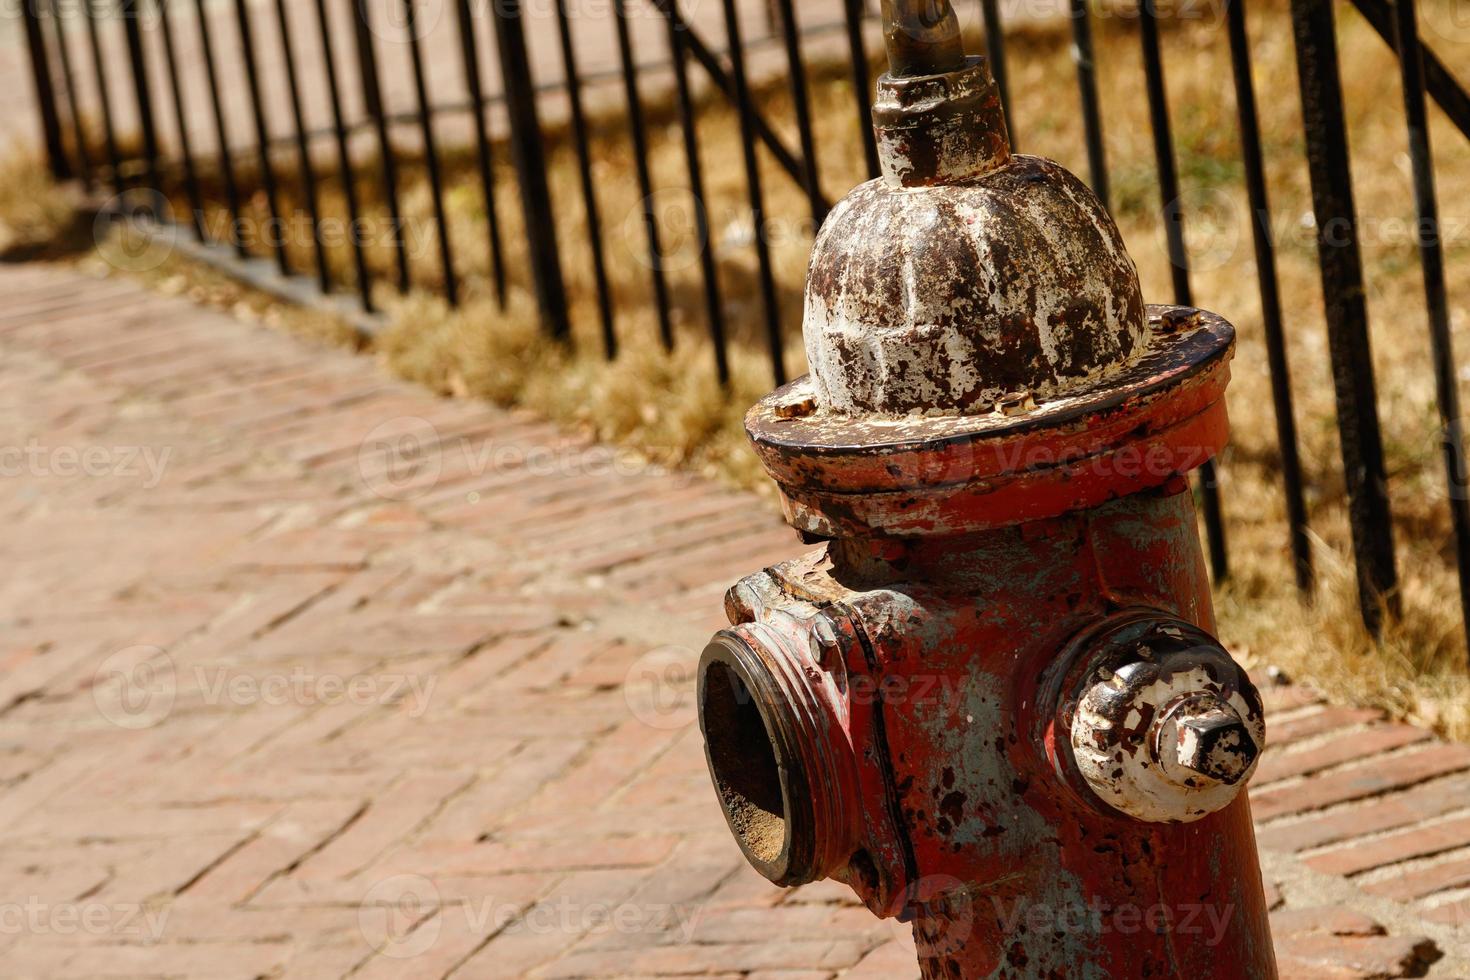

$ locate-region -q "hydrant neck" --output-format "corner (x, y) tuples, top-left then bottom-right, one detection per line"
(878, 0), (1006, 187)
(874, 57), (1012, 188)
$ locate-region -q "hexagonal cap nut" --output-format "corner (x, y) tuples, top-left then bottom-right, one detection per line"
(1168, 700), (1260, 786)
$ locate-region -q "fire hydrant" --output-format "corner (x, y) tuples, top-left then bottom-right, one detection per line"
(695, 3), (1276, 976)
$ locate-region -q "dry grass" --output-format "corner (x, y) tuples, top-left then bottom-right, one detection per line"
(0, 149), (85, 259)
(23, 0), (1470, 736)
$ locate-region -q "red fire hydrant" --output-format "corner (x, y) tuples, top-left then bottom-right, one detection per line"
(696, 3), (1276, 976)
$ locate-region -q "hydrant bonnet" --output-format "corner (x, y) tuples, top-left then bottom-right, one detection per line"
(803, 44), (1147, 417)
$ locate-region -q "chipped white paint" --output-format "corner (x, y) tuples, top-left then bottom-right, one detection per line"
(1070, 664), (1265, 824)
(803, 155), (1148, 417)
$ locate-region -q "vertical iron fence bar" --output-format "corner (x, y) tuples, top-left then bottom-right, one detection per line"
(722, 0), (786, 385)
(156, 0), (205, 238)
(453, 0), (507, 308)
(195, 0), (245, 253)
(1289, 0), (1397, 634)
(1225, 0), (1312, 592)
(613, 0), (674, 350)
(22, 0), (69, 178)
(274, 0), (331, 292)
(85, 0), (122, 190)
(232, 0), (290, 275)
(555, 0), (617, 358)
(1391, 0), (1470, 651)
(842, 0), (879, 179)
(312, 0), (372, 311)
(351, 0), (381, 121)
(978, 0), (1013, 147)
(491, 0), (569, 338)
(1139, 0), (1228, 580)
(402, 0), (457, 306)
(774, 0), (825, 226)
(48, 1), (94, 190)
(351, 0), (409, 293)
(660, 0), (729, 383)
(1067, 0), (1108, 210)
(120, 0), (159, 189)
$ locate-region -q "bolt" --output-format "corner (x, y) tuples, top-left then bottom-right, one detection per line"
(1158, 696), (1259, 787)
(774, 395), (816, 420)
(995, 391), (1036, 417)
(725, 582), (762, 625)
(809, 615), (842, 670)
(1158, 308), (1203, 334)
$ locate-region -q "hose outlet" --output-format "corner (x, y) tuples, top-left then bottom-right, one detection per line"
(698, 623), (861, 886)
(1049, 612), (1266, 824)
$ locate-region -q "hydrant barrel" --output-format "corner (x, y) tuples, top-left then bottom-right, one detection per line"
(696, 3), (1277, 975)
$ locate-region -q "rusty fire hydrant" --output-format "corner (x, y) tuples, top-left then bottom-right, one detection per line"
(695, 3), (1276, 976)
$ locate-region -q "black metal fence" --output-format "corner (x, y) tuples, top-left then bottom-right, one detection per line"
(16, 0), (1470, 650)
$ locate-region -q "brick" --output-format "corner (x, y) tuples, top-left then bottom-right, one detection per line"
(1250, 744), (1470, 821)
(1273, 934), (1439, 979)
(291, 772), (472, 880)
(537, 938), (872, 978)
(843, 931), (921, 979)
(16, 938), (296, 978)
(453, 869), (648, 977)
(1360, 853), (1470, 901)
(184, 799), (366, 903)
(1267, 705), (1384, 747)
(1255, 724), (1430, 785)
(1422, 897), (1470, 928)
(1260, 685), (1323, 713)
(372, 834), (681, 878)
(1305, 813), (1470, 877)
(1270, 907), (1385, 938)
(1256, 774), (1470, 852)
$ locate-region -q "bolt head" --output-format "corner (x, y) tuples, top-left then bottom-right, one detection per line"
(808, 616), (841, 668)
(724, 583), (762, 625)
(1161, 697), (1260, 787)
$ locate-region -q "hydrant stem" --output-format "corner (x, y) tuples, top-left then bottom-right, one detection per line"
(880, 0), (965, 77)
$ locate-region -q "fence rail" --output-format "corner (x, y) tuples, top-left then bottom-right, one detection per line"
(17, 0), (1470, 652)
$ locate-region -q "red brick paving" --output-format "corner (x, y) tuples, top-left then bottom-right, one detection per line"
(0, 261), (1467, 977)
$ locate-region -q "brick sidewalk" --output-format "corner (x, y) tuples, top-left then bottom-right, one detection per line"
(0, 260), (1467, 978)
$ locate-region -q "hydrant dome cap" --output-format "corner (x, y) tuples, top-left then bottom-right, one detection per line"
(804, 155), (1147, 416)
